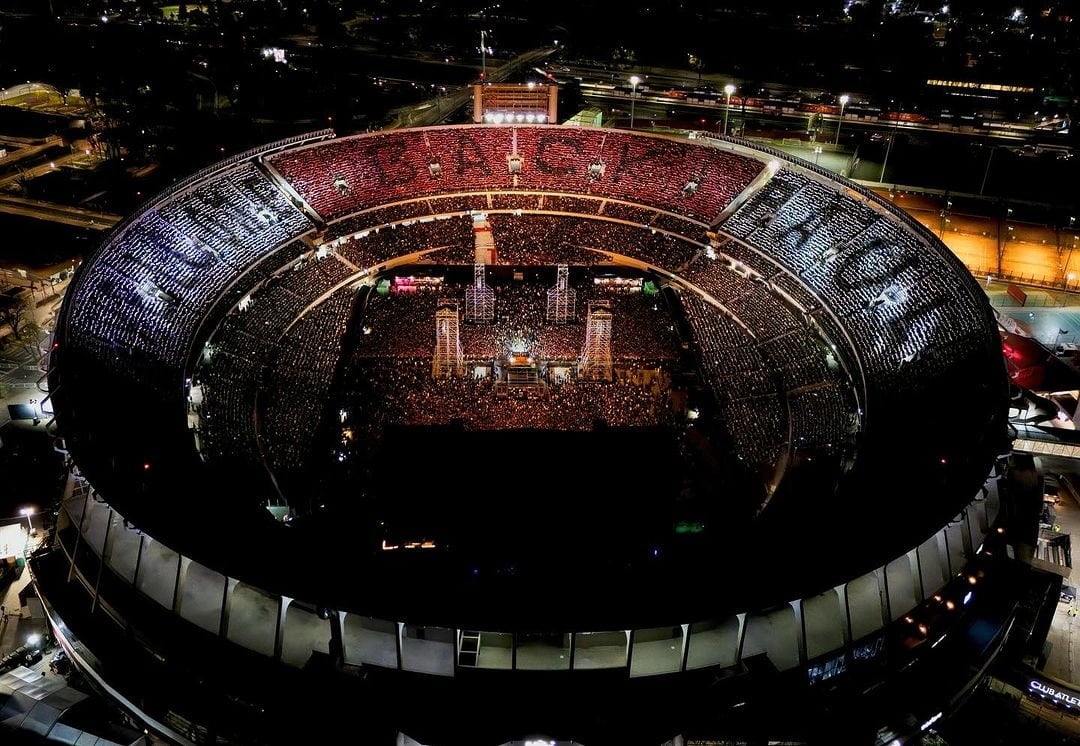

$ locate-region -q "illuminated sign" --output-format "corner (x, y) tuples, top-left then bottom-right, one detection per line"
(926, 79), (1034, 94)
(262, 47), (287, 64)
(1029, 679), (1080, 709)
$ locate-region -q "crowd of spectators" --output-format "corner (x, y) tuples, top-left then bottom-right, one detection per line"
(719, 166), (988, 387)
(789, 383), (855, 450)
(678, 288), (856, 466)
(343, 358), (673, 440)
(324, 211), (706, 273)
(196, 345), (263, 466)
(267, 126), (763, 222)
(65, 129), (1000, 523)
(193, 251), (359, 464)
(260, 291), (355, 472)
(186, 208), (861, 480)
(347, 279), (681, 366)
(68, 163), (315, 377)
(332, 216), (476, 269)
(488, 214), (703, 269)
(722, 395), (788, 466)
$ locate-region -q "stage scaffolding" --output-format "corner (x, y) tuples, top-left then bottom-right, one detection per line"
(546, 264), (577, 324)
(464, 263), (495, 323)
(579, 300), (613, 381)
(432, 299), (464, 378)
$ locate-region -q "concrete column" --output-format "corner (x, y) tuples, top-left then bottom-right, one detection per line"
(328, 608), (343, 665)
(274, 596), (292, 661)
(879, 565), (892, 624)
(338, 612), (350, 664)
(172, 555), (191, 615)
(395, 622), (404, 670)
(220, 577), (239, 638)
(911, 548), (925, 602)
(130, 534), (146, 590)
(90, 508), (113, 614)
(792, 599), (807, 665)
(959, 509), (974, 557)
(679, 623), (690, 672)
(734, 613), (746, 662)
(834, 583), (850, 646)
(66, 490), (90, 584)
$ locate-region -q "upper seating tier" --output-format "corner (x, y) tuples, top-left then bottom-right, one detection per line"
(267, 126), (765, 223)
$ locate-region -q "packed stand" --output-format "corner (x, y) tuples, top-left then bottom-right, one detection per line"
(260, 290), (355, 472)
(330, 216), (476, 269)
(194, 253), (361, 464)
(719, 166), (990, 387)
(67, 163), (314, 377)
(267, 127), (764, 222)
(679, 290), (766, 401)
(788, 383), (854, 450)
(342, 359), (673, 441)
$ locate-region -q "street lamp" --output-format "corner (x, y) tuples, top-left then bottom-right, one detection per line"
(835, 94), (849, 145)
(629, 75), (641, 130)
(979, 145), (998, 196)
(880, 112), (901, 182)
(19, 508), (33, 541)
(723, 84), (736, 135)
(480, 29), (487, 81)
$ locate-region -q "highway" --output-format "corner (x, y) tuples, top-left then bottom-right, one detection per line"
(545, 59), (1069, 151)
(0, 195), (119, 231)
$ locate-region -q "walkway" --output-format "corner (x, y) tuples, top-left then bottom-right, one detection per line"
(1034, 455), (1080, 686)
(0, 541), (48, 660)
(0, 194), (119, 231)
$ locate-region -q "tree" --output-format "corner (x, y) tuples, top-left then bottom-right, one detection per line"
(0, 291), (34, 340)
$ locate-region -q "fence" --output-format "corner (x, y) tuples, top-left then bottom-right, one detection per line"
(970, 268), (1080, 296)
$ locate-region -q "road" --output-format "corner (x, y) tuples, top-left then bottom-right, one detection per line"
(0, 195), (119, 231)
(0, 150), (86, 190)
(558, 59), (1053, 145)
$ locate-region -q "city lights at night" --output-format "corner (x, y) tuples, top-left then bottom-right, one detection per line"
(0, 1), (1077, 745)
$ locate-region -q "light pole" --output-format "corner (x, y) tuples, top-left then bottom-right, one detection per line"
(880, 104), (901, 183)
(979, 145), (996, 195)
(939, 197), (952, 238)
(480, 29), (487, 81)
(723, 84), (736, 135)
(835, 94), (849, 145)
(19, 508), (33, 553)
(629, 75), (641, 130)
(19, 508), (32, 534)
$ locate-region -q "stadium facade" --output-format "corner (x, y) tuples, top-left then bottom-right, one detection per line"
(34, 125), (1014, 744)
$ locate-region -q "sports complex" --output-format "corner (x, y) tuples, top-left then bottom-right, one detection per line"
(34, 123), (1017, 744)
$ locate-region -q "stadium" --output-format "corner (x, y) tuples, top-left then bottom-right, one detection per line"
(37, 125), (1012, 744)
